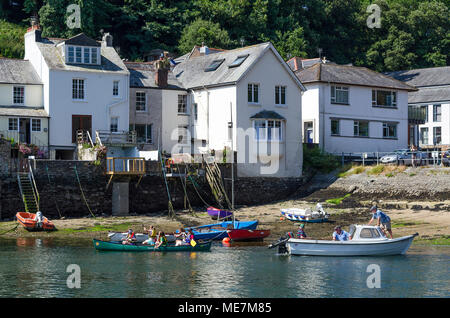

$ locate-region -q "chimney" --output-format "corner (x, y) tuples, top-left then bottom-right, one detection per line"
(26, 15), (42, 42)
(102, 32), (113, 47)
(199, 42), (209, 55)
(155, 57), (169, 88)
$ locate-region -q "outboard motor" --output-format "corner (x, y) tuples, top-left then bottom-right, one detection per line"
(268, 233), (292, 254)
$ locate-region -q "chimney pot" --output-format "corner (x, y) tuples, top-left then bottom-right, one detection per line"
(102, 32), (113, 47)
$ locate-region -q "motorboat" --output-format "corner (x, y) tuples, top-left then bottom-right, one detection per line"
(16, 212), (56, 231)
(280, 203), (329, 223)
(270, 224), (418, 256)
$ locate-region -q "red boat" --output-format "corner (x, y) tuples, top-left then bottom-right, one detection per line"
(16, 212), (56, 231)
(227, 229), (270, 241)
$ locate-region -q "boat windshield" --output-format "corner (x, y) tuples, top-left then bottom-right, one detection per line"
(348, 225), (356, 237)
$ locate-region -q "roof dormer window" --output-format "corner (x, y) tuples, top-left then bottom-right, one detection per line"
(66, 45), (100, 65)
(205, 59), (225, 72)
(229, 54), (249, 68)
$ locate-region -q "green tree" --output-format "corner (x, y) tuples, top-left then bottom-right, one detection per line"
(274, 26), (308, 60)
(0, 20), (27, 58)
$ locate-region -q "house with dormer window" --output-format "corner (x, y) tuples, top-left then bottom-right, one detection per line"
(24, 25), (130, 159)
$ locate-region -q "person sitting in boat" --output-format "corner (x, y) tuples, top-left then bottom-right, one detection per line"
(175, 228), (189, 246)
(368, 205), (393, 239)
(122, 229), (137, 245)
(142, 225), (157, 245)
(332, 226), (352, 241)
(297, 223), (307, 239)
(155, 231), (168, 248)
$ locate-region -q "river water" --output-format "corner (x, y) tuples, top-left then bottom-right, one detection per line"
(0, 238), (448, 298)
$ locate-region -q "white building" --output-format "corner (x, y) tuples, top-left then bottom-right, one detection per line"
(137, 43), (306, 177)
(24, 25), (130, 159)
(389, 66), (450, 149)
(288, 57), (416, 154)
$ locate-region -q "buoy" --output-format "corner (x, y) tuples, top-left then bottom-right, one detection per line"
(280, 217), (284, 221)
(222, 237), (231, 243)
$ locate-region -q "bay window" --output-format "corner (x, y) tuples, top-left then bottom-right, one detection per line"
(254, 119), (283, 141)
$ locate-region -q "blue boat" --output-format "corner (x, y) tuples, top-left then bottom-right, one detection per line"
(185, 220), (258, 240)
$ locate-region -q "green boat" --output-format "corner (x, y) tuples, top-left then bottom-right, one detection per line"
(93, 239), (212, 252)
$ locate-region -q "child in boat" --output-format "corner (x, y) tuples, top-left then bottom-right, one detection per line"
(142, 225), (157, 245)
(122, 229), (137, 245)
(175, 228), (189, 246)
(297, 223), (307, 239)
(155, 231), (168, 248)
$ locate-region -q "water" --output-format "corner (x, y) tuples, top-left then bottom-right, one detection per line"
(0, 238), (448, 298)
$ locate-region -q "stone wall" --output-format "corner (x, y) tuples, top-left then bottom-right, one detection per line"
(0, 138), (10, 175)
(0, 159), (306, 220)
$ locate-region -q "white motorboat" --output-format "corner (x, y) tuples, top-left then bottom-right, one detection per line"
(272, 225), (418, 256)
(280, 203), (329, 223)
(108, 232), (176, 243)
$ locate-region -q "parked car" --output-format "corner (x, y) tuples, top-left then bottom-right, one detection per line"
(380, 149), (409, 164)
(442, 150), (450, 167)
(398, 150), (427, 166)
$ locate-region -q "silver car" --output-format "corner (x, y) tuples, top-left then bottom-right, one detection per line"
(380, 149), (409, 164)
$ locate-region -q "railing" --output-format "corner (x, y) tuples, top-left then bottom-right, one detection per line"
(408, 105), (426, 124)
(76, 130), (94, 146)
(97, 130), (137, 145)
(106, 157), (146, 175)
(28, 160), (40, 210)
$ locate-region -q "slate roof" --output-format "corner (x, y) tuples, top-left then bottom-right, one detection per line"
(64, 33), (101, 47)
(387, 66), (450, 104)
(0, 58), (42, 85)
(172, 42), (305, 91)
(36, 36), (128, 74)
(125, 61), (184, 90)
(295, 63), (417, 91)
(250, 110), (286, 120)
(0, 106), (49, 118)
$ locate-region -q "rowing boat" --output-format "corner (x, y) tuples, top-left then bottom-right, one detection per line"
(16, 212), (56, 231)
(93, 239), (212, 252)
(186, 220), (258, 240)
(227, 229), (270, 241)
(207, 207), (233, 220)
(108, 232), (176, 243)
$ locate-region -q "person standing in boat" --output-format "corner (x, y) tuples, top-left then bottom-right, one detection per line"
(297, 223), (307, 239)
(123, 229), (137, 245)
(332, 226), (351, 241)
(368, 206), (393, 239)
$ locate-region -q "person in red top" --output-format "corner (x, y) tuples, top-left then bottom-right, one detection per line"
(122, 228), (137, 245)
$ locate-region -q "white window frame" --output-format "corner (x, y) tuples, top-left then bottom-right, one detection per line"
(420, 127), (428, 145)
(66, 45), (100, 65)
(31, 118), (41, 132)
(248, 83), (260, 104)
(372, 90), (397, 108)
(178, 125), (189, 145)
(275, 85), (286, 106)
(382, 122), (397, 139)
(113, 81), (120, 97)
(110, 117), (119, 133)
(433, 104), (441, 122)
(433, 126), (442, 145)
(13, 86), (25, 105)
(178, 95), (188, 114)
(135, 91), (146, 112)
(91, 47), (98, 64)
(331, 86), (349, 104)
(253, 119), (283, 141)
(68, 46), (75, 63)
(331, 119), (340, 136)
(354, 120), (369, 137)
(8, 118), (19, 131)
(72, 78), (85, 100)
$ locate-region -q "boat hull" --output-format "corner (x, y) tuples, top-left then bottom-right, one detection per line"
(227, 229), (270, 241)
(16, 212), (56, 231)
(108, 232), (175, 243)
(188, 220), (259, 240)
(93, 239), (211, 252)
(286, 234), (418, 256)
(207, 207), (233, 220)
(281, 209), (329, 223)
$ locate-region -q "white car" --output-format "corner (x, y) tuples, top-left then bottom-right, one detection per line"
(380, 149), (408, 164)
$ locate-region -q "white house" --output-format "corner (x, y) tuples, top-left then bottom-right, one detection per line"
(137, 43), (306, 177)
(0, 57), (49, 152)
(388, 66), (450, 149)
(288, 57), (416, 154)
(24, 25), (130, 159)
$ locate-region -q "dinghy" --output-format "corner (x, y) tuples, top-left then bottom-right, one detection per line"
(207, 207), (233, 220)
(271, 224), (418, 256)
(186, 220), (258, 240)
(280, 203), (329, 223)
(227, 229), (270, 241)
(16, 212), (56, 231)
(93, 239), (211, 252)
(108, 232), (175, 243)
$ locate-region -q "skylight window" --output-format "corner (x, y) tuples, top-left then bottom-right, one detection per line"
(205, 59), (225, 72)
(229, 54), (249, 68)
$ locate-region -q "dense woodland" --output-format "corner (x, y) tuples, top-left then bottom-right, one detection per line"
(0, 0), (448, 72)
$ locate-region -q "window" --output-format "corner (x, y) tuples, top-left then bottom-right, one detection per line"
(113, 81), (119, 96)
(110, 117), (118, 132)
(248, 83), (259, 103)
(134, 124), (152, 143)
(68, 46), (74, 63)
(136, 92), (146, 111)
(205, 59), (225, 72)
(72, 79), (85, 100)
(360, 228), (380, 238)
(433, 127), (442, 145)
(433, 104), (441, 122)
(331, 119), (340, 135)
(8, 118), (18, 131)
(75, 47), (82, 63)
(372, 90), (397, 107)
(354, 120), (369, 137)
(253, 119), (283, 141)
(229, 54), (249, 68)
(178, 125), (188, 144)
(91, 48), (98, 64)
(31, 119), (41, 132)
(420, 127), (428, 145)
(331, 86), (349, 104)
(83, 47), (90, 63)
(13, 86), (24, 104)
(178, 95), (187, 114)
(275, 86), (286, 105)
(421, 105), (428, 123)
(383, 122), (397, 138)
(193, 103), (198, 121)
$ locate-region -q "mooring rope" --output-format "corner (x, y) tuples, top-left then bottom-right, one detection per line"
(0, 223), (19, 236)
(46, 164), (63, 218)
(74, 166), (95, 218)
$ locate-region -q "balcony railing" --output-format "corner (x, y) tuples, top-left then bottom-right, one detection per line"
(96, 130), (137, 146)
(106, 157), (146, 175)
(408, 106), (426, 124)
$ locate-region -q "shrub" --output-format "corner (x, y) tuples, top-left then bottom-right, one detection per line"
(303, 145), (340, 173)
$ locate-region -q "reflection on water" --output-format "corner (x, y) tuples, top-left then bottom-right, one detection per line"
(0, 238), (448, 298)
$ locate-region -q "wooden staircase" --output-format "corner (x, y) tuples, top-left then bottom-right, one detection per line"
(17, 171), (40, 213)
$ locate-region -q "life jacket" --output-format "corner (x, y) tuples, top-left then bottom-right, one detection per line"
(160, 236), (167, 245)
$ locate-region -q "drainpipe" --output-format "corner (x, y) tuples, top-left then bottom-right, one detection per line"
(202, 85), (210, 154)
